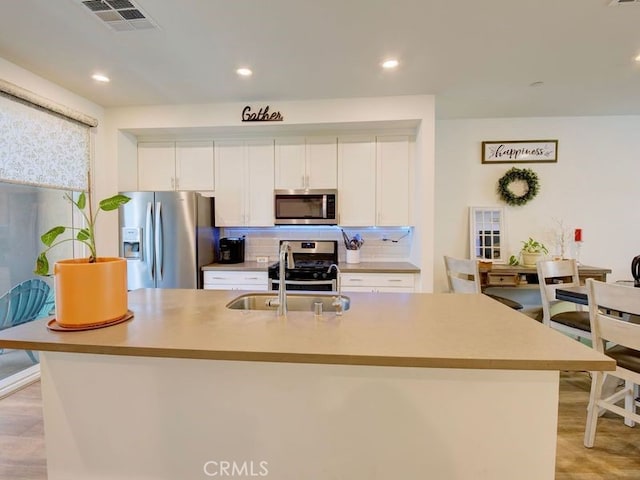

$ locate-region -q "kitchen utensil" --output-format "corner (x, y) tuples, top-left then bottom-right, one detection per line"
(341, 229), (351, 249)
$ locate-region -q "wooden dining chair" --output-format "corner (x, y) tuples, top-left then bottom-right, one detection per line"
(584, 279), (640, 447)
(444, 256), (523, 310)
(536, 259), (591, 341)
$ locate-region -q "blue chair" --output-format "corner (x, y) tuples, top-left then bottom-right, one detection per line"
(0, 278), (52, 363)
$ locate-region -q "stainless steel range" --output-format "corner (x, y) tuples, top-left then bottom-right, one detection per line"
(268, 240), (338, 292)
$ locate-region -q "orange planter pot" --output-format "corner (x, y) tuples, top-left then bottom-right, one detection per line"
(54, 257), (128, 328)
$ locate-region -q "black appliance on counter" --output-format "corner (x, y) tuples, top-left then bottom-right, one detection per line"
(268, 240), (338, 292)
(218, 237), (245, 264)
(633, 255), (640, 287)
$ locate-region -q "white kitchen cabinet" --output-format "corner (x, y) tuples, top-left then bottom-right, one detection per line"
(137, 141), (214, 191)
(340, 273), (415, 293)
(203, 271), (268, 291)
(337, 136), (376, 226)
(215, 139), (274, 226)
(338, 135), (411, 227)
(175, 141), (215, 191)
(376, 135), (411, 226)
(275, 137), (337, 189)
(137, 142), (175, 191)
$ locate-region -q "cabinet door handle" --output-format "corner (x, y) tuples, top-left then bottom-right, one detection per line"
(388, 279), (402, 283)
(245, 277), (259, 280)
(348, 278), (363, 282)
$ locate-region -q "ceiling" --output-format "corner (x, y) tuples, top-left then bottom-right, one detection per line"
(0, 0), (639, 119)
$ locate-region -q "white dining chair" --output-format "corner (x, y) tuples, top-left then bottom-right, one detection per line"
(536, 259), (591, 341)
(584, 279), (640, 447)
(444, 256), (523, 310)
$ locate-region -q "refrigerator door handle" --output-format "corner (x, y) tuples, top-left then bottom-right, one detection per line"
(155, 201), (164, 282)
(145, 201), (155, 280)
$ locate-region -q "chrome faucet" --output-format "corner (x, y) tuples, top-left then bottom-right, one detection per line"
(275, 241), (295, 316)
(327, 264), (343, 316)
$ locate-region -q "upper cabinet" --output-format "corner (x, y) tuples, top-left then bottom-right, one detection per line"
(137, 141), (214, 191)
(338, 136), (376, 226)
(215, 139), (274, 227)
(376, 136), (411, 226)
(338, 135), (412, 227)
(275, 137), (337, 189)
(137, 142), (175, 191)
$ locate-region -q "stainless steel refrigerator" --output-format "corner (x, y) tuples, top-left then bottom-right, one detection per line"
(119, 192), (216, 290)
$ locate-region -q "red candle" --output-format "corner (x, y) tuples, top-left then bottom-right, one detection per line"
(574, 228), (582, 242)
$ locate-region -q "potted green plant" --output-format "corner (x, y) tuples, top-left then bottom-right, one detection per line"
(520, 237), (549, 267)
(35, 190), (131, 328)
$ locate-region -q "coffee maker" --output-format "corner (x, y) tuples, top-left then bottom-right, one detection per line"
(218, 237), (245, 264)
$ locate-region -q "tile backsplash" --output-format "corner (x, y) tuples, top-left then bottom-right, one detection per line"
(221, 227), (413, 263)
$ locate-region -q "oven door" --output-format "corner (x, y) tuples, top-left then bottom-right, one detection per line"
(269, 279), (336, 292)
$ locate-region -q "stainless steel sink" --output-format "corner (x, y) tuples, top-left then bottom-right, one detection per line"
(226, 293), (350, 312)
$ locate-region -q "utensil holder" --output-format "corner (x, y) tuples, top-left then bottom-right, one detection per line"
(346, 249), (360, 264)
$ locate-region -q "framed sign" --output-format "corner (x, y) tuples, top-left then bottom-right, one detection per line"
(481, 140), (557, 164)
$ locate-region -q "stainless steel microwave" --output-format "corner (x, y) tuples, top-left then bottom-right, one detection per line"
(274, 189), (338, 225)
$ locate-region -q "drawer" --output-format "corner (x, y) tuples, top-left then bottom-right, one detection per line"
(340, 273), (415, 288)
(486, 273), (520, 287)
(203, 271), (267, 286)
(204, 283), (268, 291)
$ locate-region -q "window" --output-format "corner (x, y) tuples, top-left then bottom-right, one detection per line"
(469, 207), (506, 264)
(0, 181), (72, 380)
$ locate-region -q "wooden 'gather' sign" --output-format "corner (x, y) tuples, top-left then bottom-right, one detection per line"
(242, 105), (283, 122)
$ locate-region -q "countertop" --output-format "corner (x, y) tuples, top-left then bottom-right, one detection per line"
(202, 261), (420, 273)
(0, 289), (612, 371)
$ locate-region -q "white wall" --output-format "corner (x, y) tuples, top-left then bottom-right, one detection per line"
(435, 116), (640, 292)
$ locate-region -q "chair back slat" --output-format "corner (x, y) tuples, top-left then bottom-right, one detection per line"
(587, 279), (640, 353)
(444, 256), (481, 294)
(536, 259), (581, 326)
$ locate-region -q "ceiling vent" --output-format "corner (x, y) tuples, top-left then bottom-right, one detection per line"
(78, 0), (157, 31)
(609, 0), (640, 5)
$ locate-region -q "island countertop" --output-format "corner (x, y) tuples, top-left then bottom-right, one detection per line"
(0, 289), (612, 371)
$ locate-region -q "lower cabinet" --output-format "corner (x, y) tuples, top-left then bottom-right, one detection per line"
(340, 273), (415, 293)
(203, 271), (268, 291)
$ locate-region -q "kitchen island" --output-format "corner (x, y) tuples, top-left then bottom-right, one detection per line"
(0, 289), (612, 480)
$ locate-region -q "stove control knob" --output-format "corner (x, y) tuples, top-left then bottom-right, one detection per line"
(322, 272), (327, 279)
(313, 272), (319, 279)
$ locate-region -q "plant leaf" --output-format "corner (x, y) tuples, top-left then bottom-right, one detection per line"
(35, 253), (49, 276)
(99, 194), (131, 212)
(76, 192), (86, 210)
(77, 228), (91, 241)
(41, 226), (65, 247)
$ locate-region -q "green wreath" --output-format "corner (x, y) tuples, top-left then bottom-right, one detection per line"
(497, 167), (540, 206)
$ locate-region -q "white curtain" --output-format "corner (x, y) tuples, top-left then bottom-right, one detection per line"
(0, 79), (97, 191)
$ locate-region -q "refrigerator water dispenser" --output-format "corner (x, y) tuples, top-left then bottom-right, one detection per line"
(122, 227), (142, 260)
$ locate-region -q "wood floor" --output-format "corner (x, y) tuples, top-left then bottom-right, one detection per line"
(0, 371), (638, 479)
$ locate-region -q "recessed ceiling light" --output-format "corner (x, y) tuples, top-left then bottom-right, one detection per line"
(91, 73), (110, 83)
(236, 68), (253, 77)
(635, 53), (640, 62)
(382, 59), (399, 69)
